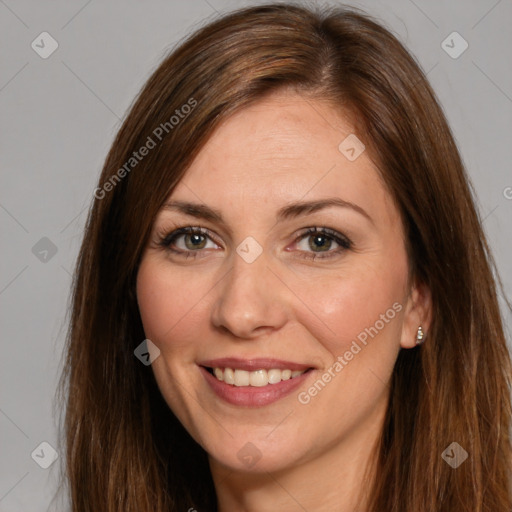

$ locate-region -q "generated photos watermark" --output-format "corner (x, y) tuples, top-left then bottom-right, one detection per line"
(94, 97), (197, 200)
(297, 302), (403, 404)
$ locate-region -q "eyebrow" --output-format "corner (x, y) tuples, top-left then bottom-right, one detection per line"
(161, 197), (373, 225)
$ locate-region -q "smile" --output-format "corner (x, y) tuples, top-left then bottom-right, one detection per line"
(198, 358), (315, 407)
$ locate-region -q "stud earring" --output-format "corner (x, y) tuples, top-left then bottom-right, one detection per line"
(415, 326), (425, 345)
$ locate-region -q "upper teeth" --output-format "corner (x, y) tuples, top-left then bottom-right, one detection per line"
(213, 367), (306, 387)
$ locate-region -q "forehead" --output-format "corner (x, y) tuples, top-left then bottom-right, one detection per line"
(168, 91), (397, 225)
(191, 92), (354, 180)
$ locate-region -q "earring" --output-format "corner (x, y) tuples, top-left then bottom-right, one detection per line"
(415, 326), (425, 345)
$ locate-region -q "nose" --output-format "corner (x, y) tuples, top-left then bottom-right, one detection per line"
(210, 248), (289, 340)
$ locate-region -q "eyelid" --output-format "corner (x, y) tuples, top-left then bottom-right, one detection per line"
(294, 226), (351, 243)
(157, 226), (223, 248)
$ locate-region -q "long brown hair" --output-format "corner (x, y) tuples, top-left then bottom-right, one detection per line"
(56, 3), (512, 511)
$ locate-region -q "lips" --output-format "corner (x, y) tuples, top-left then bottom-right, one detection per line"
(198, 357), (315, 406)
(199, 357), (312, 372)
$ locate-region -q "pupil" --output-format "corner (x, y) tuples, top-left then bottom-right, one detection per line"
(186, 233), (205, 250)
(310, 234), (330, 251)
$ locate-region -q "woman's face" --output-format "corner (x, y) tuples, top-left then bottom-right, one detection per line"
(136, 91), (428, 474)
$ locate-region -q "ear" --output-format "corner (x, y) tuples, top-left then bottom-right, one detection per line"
(400, 279), (432, 349)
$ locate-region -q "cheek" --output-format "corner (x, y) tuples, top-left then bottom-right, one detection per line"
(136, 258), (210, 353)
(294, 253), (408, 358)
(290, 263), (406, 422)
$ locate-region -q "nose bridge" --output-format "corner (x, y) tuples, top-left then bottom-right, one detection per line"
(211, 244), (286, 338)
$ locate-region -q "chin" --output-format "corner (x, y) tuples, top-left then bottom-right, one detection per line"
(205, 431), (309, 474)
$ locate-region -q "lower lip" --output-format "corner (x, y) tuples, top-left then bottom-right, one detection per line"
(199, 366), (313, 407)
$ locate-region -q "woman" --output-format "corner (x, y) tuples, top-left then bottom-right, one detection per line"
(58, 3), (512, 511)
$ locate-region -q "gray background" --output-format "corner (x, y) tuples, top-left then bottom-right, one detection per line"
(1, 0), (511, 510)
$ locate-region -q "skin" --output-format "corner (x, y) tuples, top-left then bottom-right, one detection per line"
(136, 90), (432, 512)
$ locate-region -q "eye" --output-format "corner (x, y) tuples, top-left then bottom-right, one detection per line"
(157, 227), (221, 258)
(155, 225), (352, 261)
(293, 227), (352, 260)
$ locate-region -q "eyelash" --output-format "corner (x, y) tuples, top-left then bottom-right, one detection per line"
(156, 226), (352, 261)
